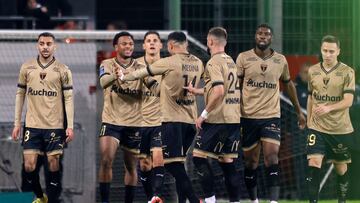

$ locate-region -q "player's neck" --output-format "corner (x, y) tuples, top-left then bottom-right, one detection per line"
(38, 55), (54, 64)
(322, 60), (339, 70)
(145, 54), (160, 65)
(116, 56), (132, 65)
(254, 47), (272, 59)
(211, 47), (225, 57)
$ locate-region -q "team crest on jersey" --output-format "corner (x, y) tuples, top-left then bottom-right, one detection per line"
(260, 64), (267, 72)
(323, 77), (330, 85)
(40, 72), (47, 80)
(99, 66), (105, 76)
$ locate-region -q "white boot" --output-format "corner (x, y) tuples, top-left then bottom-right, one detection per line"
(204, 195), (216, 203)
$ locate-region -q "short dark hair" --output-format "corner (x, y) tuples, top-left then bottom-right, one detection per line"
(112, 31), (134, 46)
(143, 31), (161, 42)
(37, 32), (55, 41)
(167, 31), (187, 43)
(321, 35), (340, 48)
(256, 23), (273, 35)
(208, 27), (227, 41)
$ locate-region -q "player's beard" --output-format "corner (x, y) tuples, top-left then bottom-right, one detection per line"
(256, 42), (270, 51)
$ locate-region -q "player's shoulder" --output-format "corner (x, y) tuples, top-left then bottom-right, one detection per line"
(309, 62), (321, 71)
(271, 51), (287, 63)
(339, 62), (354, 73)
(21, 58), (37, 68)
(54, 60), (70, 71)
(135, 56), (145, 64)
(133, 58), (146, 69)
(237, 49), (254, 59)
(100, 58), (115, 66)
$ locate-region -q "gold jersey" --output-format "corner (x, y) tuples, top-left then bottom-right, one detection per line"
(236, 49), (291, 118)
(99, 58), (144, 127)
(307, 62), (355, 134)
(136, 56), (162, 127)
(203, 52), (241, 123)
(15, 57), (74, 129)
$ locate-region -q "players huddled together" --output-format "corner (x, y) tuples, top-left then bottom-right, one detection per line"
(13, 23), (355, 203)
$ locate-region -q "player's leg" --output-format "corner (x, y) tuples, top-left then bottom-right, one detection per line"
(23, 128), (46, 200)
(163, 122), (199, 203)
(98, 136), (119, 203)
(46, 154), (62, 203)
(243, 144), (261, 203)
(151, 148), (165, 201)
(262, 142), (280, 203)
(334, 163), (349, 203)
(139, 127), (154, 201)
(306, 130), (326, 203)
(241, 118), (261, 203)
(218, 124), (241, 203)
(123, 150), (138, 203)
(139, 157), (153, 201)
(327, 134), (352, 203)
(192, 123), (217, 203)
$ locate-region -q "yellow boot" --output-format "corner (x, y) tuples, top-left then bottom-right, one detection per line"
(32, 193), (48, 203)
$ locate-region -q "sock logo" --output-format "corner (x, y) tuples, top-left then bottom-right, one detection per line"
(50, 182), (58, 186)
(270, 172), (278, 176)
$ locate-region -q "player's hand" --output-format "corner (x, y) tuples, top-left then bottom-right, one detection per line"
(183, 83), (195, 95)
(11, 126), (21, 141)
(65, 128), (74, 143)
(297, 113), (306, 129)
(195, 116), (205, 130)
(314, 104), (332, 116)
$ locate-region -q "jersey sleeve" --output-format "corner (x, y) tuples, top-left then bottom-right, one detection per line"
(61, 66), (74, 129)
(280, 59), (291, 83)
(99, 61), (117, 88)
(14, 64), (27, 127)
(235, 53), (245, 78)
(343, 68), (355, 94)
(207, 62), (224, 87)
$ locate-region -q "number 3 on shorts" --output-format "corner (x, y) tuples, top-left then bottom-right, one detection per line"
(308, 134), (316, 146)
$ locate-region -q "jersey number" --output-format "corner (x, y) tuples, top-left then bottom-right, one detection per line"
(308, 134), (316, 146)
(227, 72), (240, 94)
(183, 75), (197, 96)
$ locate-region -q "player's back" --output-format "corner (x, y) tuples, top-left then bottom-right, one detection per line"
(154, 53), (204, 124)
(203, 53), (241, 123)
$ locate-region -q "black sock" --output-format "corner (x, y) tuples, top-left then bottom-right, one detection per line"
(139, 170), (153, 200)
(165, 162), (199, 203)
(152, 166), (165, 197)
(307, 166), (320, 203)
(337, 171), (349, 203)
(244, 167), (258, 200)
(48, 171), (61, 203)
(125, 185), (135, 203)
(266, 164), (280, 201)
(99, 182), (110, 203)
(24, 170), (43, 198)
(176, 180), (187, 203)
(193, 157), (214, 198)
(219, 162), (240, 202)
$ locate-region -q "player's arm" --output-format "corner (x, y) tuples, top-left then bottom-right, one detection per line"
(121, 59), (169, 81)
(183, 83), (204, 95)
(12, 65), (27, 140)
(62, 68), (75, 142)
(306, 96), (313, 127)
(99, 63), (120, 89)
(236, 53), (245, 90)
(143, 76), (161, 96)
(282, 63), (306, 129)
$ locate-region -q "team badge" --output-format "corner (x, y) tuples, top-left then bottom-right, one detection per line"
(99, 66), (105, 76)
(323, 77), (330, 85)
(260, 64), (267, 75)
(40, 72), (47, 80)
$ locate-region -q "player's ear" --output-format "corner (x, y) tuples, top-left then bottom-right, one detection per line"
(142, 43), (146, 50)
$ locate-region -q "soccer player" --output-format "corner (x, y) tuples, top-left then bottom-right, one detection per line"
(236, 24), (306, 203)
(306, 35), (355, 203)
(98, 31), (144, 203)
(12, 32), (74, 203)
(185, 27), (241, 203)
(120, 31), (204, 203)
(136, 31), (165, 203)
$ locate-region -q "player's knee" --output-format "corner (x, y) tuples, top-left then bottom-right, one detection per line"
(47, 157), (60, 171)
(139, 158), (152, 171)
(100, 155), (114, 169)
(244, 158), (258, 169)
(308, 158), (322, 168)
(334, 163), (347, 175)
(264, 153), (278, 166)
(24, 162), (36, 172)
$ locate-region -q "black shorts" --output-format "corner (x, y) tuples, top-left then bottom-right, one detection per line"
(161, 122), (196, 164)
(193, 123), (240, 159)
(307, 129), (353, 164)
(139, 126), (162, 158)
(23, 128), (66, 155)
(241, 117), (281, 151)
(99, 123), (141, 154)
